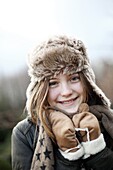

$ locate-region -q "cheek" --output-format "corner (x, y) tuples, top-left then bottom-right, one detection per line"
(47, 88), (59, 104)
(73, 82), (84, 94)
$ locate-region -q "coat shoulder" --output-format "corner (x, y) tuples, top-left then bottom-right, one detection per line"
(13, 117), (34, 135)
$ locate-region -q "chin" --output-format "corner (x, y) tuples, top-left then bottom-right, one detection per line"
(64, 107), (79, 117)
(68, 106), (79, 113)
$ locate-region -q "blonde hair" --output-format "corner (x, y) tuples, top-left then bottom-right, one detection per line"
(28, 78), (55, 141)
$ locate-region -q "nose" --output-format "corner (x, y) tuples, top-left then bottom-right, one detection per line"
(61, 82), (72, 97)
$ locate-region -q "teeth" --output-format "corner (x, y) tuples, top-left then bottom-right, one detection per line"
(59, 97), (78, 104)
(62, 100), (73, 104)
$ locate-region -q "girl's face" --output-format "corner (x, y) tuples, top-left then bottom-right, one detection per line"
(47, 73), (84, 116)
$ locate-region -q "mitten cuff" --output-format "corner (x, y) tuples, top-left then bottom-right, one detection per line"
(82, 133), (106, 159)
(59, 144), (84, 160)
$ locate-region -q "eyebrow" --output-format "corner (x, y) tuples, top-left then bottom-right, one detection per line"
(49, 77), (58, 81)
(69, 73), (79, 77)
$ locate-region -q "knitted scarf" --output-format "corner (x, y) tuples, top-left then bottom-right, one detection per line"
(30, 105), (113, 170)
(30, 124), (54, 170)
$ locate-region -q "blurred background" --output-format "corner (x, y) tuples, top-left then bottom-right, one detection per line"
(0, 0), (113, 169)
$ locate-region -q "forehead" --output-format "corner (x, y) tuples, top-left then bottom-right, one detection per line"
(49, 72), (79, 80)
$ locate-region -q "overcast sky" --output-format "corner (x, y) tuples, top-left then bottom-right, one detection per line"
(0, 0), (113, 76)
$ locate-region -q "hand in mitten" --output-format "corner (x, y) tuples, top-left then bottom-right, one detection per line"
(48, 110), (84, 160)
(72, 103), (106, 158)
(72, 103), (101, 142)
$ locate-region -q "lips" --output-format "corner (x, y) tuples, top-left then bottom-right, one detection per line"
(58, 96), (78, 104)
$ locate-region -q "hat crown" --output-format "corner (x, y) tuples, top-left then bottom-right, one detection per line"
(28, 36), (90, 81)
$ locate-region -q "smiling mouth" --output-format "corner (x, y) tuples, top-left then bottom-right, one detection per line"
(58, 97), (78, 104)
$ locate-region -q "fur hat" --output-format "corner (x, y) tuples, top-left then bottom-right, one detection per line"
(26, 35), (111, 113)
